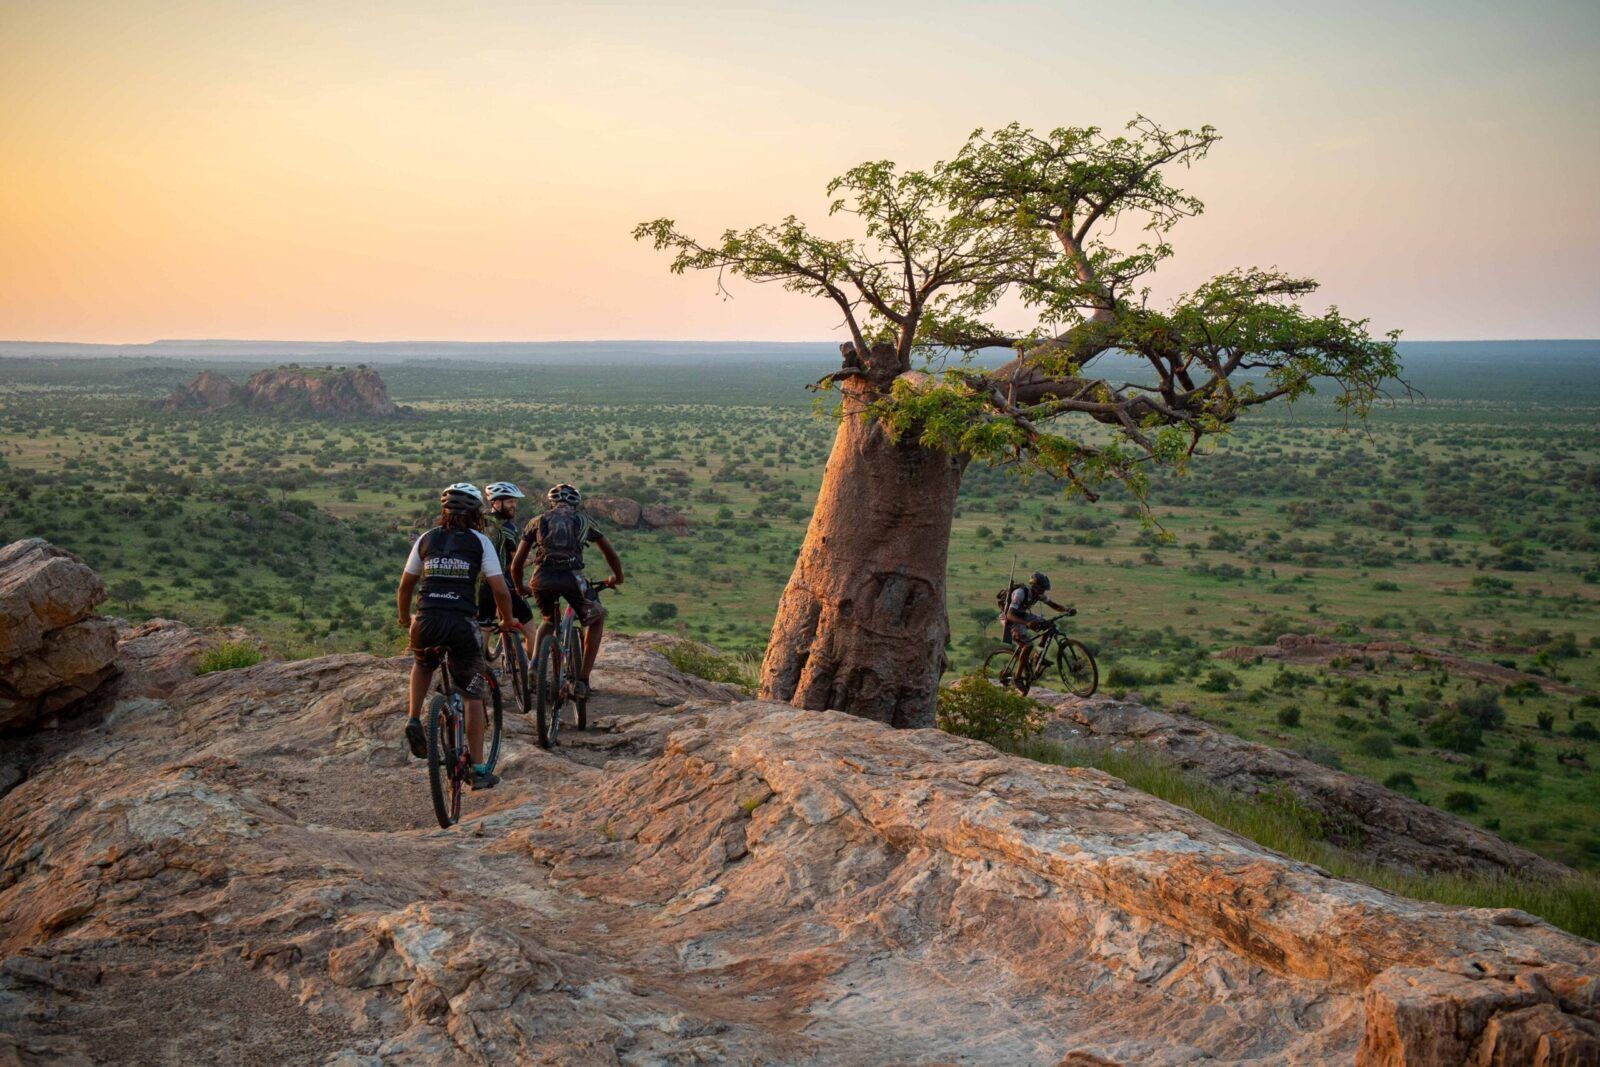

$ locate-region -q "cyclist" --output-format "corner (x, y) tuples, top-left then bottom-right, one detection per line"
(509, 483), (625, 701)
(397, 483), (517, 790)
(480, 482), (536, 655)
(1000, 571), (1072, 671)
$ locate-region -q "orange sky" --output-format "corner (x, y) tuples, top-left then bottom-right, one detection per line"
(3, 0), (1597, 343)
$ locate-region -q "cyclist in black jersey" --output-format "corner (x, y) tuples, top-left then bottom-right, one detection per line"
(397, 483), (517, 789)
(1002, 571), (1070, 645)
(480, 482), (536, 656)
(509, 484), (624, 700)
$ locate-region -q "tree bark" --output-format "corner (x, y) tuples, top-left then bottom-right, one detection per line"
(760, 374), (969, 728)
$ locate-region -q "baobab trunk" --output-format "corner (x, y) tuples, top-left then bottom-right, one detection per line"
(760, 375), (969, 727)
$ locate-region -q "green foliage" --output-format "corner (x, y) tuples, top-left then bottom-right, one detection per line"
(1424, 709), (1484, 754)
(1453, 687), (1505, 730)
(1573, 721), (1600, 742)
(657, 639), (758, 694)
(1275, 706), (1301, 727)
(1197, 668), (1239, 693)
(1006, 737), (1599, 941)
(643, 601), (679, 624)
(1383, 771), (1418, 793)
(1443, 790), (1482, 814)
(937, 670), (1047, 746)
(1357, 733), (1395, 759)
(195, 641), (263, 675)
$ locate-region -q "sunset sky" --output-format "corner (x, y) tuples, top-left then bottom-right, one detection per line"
(3, 0), (1596, 343)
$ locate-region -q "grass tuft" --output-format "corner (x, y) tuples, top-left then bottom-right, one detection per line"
(195, 640), (263, 675)
(1003, 736), (1600, 942)
(658, 638), (759, 693)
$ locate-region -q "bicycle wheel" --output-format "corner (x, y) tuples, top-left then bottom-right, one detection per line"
(507, 635), (532, 715)
(565, 626), (587, 731)
(480, 671), (504, 773)
(1056, 639), (1099, 698)
(982, 647), (1022, 690)
(426, 693), (461, 829)
(535, 633), (560, 749)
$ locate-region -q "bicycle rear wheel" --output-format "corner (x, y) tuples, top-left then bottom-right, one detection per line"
(1056, 639), (1099, 698)
(426, 693), (461, 828)
(480, 671), (504, 773)
(535, 633), (560, 749)
(506, 636), (532, 715)
(982, 647), (1022, 691)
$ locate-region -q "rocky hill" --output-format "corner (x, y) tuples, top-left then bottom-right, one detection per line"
(1, 544), (1596, 1065)
(160, 365), (401, 418)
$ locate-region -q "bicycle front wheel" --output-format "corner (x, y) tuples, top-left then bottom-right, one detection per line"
(1056, 639), (1099, 698)
(982, 647), (1023, 691)
(535, 633), (560, 749)
(426, 694), (460, 829)
(507, 636), (532, 715)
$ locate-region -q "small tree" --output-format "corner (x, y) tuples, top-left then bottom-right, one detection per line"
(638, 118), (1400, 727)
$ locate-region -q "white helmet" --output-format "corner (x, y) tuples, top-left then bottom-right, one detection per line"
(547, 483), (581, 507)
(485, 481), (525, 501)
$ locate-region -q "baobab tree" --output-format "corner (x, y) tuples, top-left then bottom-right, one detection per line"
(636, 118), (1400, 728)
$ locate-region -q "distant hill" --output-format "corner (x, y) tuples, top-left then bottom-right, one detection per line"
(160, 365), (401, 417)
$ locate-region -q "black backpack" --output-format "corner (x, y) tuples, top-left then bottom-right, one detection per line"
(535, 507), (585, 570)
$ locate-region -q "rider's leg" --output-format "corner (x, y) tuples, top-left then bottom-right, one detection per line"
(407, 661), (433, 720)
(581, 618), (603, 681)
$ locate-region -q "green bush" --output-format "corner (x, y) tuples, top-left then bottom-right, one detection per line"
(1572, 721), (1599, 742)
(1197, 668), (1239, 693)
(1383, 771), (1417, 793)
(657, 639), (758, 693)
(1454, 687), (1505, 730)
(1443, 790), (1482, 814)
(195, 641), (263, 675)
(1275, 706), (1301, 728)
(937, 670), (1047, 746)
(1508, 740), (1539, 770)
(1358, 733), (1395, 759)
(1536, 711), (1555, 732)
(1425, 709), (1483, 753)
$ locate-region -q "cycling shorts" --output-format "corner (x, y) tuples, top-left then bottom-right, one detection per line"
(531, 569), (605, 626)
(477, 585), (534, 625)
(409, 614), (486, 697)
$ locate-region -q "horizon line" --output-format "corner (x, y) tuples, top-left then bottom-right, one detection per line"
(5, 336), (1600, 347)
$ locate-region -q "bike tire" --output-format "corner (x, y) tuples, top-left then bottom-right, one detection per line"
(481, 671), (504, 773)
(507, 636), (532, 716)
(1056, 639), (1099, 698)
(982, 647), (1022, 690)
(565, 626), (587, 731)
(426, 693), (460, 829)
(535, 633), (560, 749)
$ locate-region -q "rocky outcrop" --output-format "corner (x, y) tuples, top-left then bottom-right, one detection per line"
(113, 618), (265, 699)
(1219, 632), (1585, 696)
(585, 496), (690, 534)
(0, 539), (118, 731)
(159, 365), (401, 418)
(1, 633), (1594, 1065)
(1043, 693), (1571, 880)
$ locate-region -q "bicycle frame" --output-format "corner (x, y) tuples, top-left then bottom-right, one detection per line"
(1007, 613), (1071, 683)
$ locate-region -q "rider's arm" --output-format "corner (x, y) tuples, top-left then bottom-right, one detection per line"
(1044, 597), (1067, 613)
(509, 533), (532, 594)
(397, 571), (418, 627)
(594, 533), (624, 586)
(487, 574), (516, 628)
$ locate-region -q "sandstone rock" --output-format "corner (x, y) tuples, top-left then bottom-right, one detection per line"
(113, 618), (265, 699)
(1, 638), (1594, 1065)
(158, 365), (401, 418)
(639, 502), (690, 533)
(585, 495), (643, 528)
(0, 540), (118, 730)
(1044, 694), (1570, 880)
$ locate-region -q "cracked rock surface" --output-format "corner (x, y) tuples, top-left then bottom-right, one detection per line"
(1, 634), (1595, 1065)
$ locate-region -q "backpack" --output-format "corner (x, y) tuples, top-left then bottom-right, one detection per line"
(996, 583), (1025, 614)
(535, 507), (585, 571)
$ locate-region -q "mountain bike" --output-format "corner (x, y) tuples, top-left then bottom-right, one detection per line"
(421, 640), (504, 829)
(483, 620), (532, 716)
(982, 612), (1098, 698)
(534, 576), (614, 748)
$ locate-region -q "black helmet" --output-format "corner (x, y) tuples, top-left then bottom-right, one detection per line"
(441, 482), (484, 514)
(547, 483), (581, 507)
(1029, 571), (1050, 592)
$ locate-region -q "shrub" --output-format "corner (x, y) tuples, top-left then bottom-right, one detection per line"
(643, 601), (679, 624)
(1537, 711), (1555, 732)
(1198, 668), (1239, 693)
(1105, 663), (1147, 688)
(1297, 743), (1344, 769)
(937, 670), (1047, 746)
(1443, 790), (1482, 814)
(658, 639), (758, 693)
(1275, 706), (1301, 728)
(1395, 730), (1422, 747)
(1508, 740), (1539, 770)
(195, 641), (263, 675)
(1424, 710), (1483, 754)
(1573, 721), (1600, 742)
(1358, 733), (1395, 759)
(1383, 771), (1418, 792)
(1454, 688), (1505, 730)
